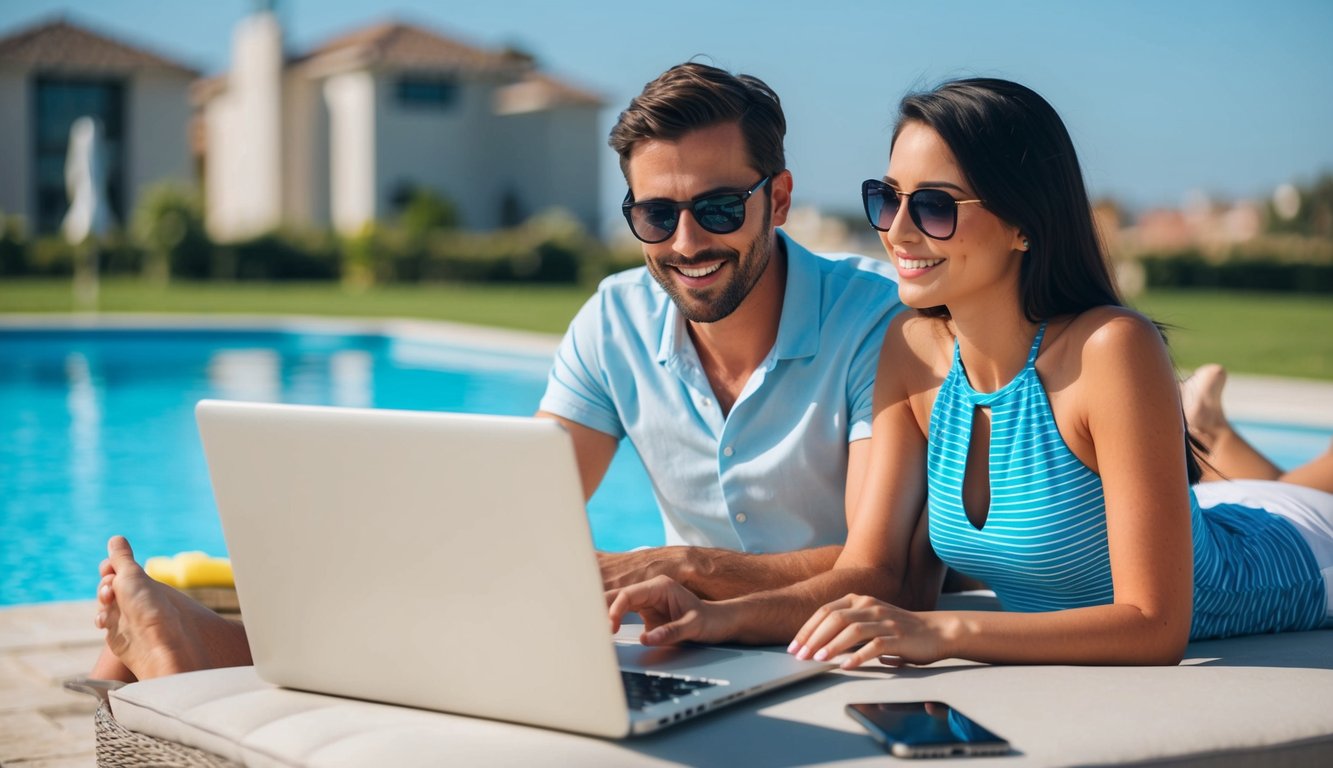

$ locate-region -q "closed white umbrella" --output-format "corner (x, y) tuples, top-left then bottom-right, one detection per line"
(63, 116), (113, 309)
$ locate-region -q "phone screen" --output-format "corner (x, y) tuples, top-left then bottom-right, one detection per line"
(846, 701), (1010, 758)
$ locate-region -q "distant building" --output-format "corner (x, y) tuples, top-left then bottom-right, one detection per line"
(0, 17), (198, 234)
(1128, 197), (1264, 254)
(196, 10), (604, 241)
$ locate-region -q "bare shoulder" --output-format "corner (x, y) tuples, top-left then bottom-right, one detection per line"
(1049, 306), (1177, 410)
(881, 312), (952, 381)
(1060, 306), (1168, 368)
(875, 313), (951, 428)
(1041, 307), (1179, 466)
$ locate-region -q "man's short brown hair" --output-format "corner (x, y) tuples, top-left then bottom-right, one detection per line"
(609, 62), (786, 182)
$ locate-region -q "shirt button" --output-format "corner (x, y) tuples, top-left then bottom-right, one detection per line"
(722, 446), (734, 457)
(701, 397), (712, 408)
(735, 513), (747, 523)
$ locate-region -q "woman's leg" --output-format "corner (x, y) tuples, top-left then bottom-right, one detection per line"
(1183, 364), (1333, 491)
(1280, 445), (1333, 495)
(1184, 364), (1286, 482)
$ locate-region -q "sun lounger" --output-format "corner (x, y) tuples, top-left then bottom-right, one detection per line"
(76, 612), (1333, 767)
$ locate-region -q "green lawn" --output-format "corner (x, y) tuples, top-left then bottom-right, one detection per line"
(3, 278), (1330, 380)
(0, 277), (593, 335)
(1131, 290), (1333, 381)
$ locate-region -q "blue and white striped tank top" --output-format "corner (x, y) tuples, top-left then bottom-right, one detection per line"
(927, 323), (1326, 640)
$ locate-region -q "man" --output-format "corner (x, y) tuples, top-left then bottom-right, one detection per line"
(91, 62), (901, 681)
(538, 62), (900, 599)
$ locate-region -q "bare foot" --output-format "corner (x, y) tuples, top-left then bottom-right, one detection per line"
(1181, 363), (1228, 446)
(93, 536), (252, 681)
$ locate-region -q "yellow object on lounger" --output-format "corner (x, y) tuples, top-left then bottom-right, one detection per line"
(144, 551), (234, 589)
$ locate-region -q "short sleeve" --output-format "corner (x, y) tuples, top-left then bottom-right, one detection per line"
(846, 304), (902, 443)
(538, 291), (626, 439)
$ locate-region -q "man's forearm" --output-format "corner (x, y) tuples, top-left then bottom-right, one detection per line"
(677, 545), (843, 600)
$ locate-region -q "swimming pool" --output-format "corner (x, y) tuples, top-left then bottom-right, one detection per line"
(2, 323), (1330, 607)
(0, 323), (663, 606)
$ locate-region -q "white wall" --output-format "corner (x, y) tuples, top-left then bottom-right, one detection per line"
(488, 105), (602, 234)
(205, 11), (283, 241)
(534, 107), (601, 232)
(282, 71), (325, 227)
(125, 72), (194, 216)
(373, 75), (500, 229)
(203, 92), (237, 239)
(0, 72), (30, 226)
(324, 70), (376, 235)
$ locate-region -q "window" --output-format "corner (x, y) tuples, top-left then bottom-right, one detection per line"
(33, 77), (126, 234)
(396, 76), (459, 110)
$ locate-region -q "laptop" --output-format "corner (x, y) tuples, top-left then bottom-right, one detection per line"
(194, 399), (831, 738)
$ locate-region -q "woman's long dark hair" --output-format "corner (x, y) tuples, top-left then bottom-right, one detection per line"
(894, 78), (1120, 323)
(894, 78), (1203, 484)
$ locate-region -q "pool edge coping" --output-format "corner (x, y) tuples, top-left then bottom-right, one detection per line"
(0, 311), (562, 357)
(2, 312), (1332, 430)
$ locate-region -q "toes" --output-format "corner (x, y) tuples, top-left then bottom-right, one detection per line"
(107, 535), (136, 566)
(97, 574), (115, 606)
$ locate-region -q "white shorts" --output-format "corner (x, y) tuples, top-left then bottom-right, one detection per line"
(1195, 479), (1333, 625)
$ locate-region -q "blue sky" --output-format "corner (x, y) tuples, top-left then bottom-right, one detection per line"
(5, 0), (1331, 222)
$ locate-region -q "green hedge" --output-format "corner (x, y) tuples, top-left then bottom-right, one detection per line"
(356, 210), (622, 286)
(0, 214), (627, 287)
(1135, 237), (1333, 293)
(3, 179), (630, 287)
(213, 231), (341, 281)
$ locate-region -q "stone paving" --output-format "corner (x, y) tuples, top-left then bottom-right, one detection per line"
(0, 601), (102, 767)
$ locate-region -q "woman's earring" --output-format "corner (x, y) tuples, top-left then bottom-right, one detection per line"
(1021, 237), (1030, 251)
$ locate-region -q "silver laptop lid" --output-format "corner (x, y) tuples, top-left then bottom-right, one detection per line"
(196, 400), (634, 737)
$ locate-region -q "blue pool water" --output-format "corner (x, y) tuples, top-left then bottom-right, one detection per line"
(2, 327), (1331, 607)
(0, 326), (663, 606)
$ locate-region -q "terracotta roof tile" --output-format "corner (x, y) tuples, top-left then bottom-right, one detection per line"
(495, 72), (604, 114)
(0, 17), (198, 76)
(293, 20), (524, 76)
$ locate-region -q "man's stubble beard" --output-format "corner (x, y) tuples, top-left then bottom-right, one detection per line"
(647, 206), (775, 324)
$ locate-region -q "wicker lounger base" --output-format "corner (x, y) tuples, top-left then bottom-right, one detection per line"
(66, 677), (239, 768)
(95, 699), (239, 768)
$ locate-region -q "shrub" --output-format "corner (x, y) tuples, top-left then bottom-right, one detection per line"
(413, 208), (604, 285)
(130, 183), (211, 281)
(395, 185), (460, 239)
(1137, 237), (1333, 293)
(0, 215), (26, 276)
(214, 230), (340, 281)
(27, 236), (75, 276)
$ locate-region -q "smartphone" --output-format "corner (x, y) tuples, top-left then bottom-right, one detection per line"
(846, 701), (1011, 758)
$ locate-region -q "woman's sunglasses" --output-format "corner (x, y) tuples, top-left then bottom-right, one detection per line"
(621, 176), (771, 244)
(861, 179), (983, 241)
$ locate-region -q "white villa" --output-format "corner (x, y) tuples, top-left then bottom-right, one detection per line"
(196, 10), (604, 241)
(0, 11), (604, 242)
(0, 17), (197, 235)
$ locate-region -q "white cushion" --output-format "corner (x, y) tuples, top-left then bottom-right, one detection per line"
(110, 630), (1333, 767)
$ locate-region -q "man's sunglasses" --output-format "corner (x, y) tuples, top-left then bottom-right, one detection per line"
(861, 179), (983, 241)
(621, 175), (771, 244)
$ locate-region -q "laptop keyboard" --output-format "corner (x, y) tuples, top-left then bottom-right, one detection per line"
(621, 670), (724, 711)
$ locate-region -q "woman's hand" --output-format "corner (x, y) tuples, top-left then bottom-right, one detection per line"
(789, 593), (949, 669)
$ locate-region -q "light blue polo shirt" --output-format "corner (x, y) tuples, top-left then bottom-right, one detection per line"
(540, 230), (902, 552)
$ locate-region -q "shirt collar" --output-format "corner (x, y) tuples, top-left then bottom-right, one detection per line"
(657, 228), (821, 365)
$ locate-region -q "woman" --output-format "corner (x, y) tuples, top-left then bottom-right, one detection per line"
(608, 77), (1333, 666)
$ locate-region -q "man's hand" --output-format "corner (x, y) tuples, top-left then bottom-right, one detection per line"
(599, 545), (845, 600)
(597, 548), (693, 592)
(606, 575), (732, 646)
